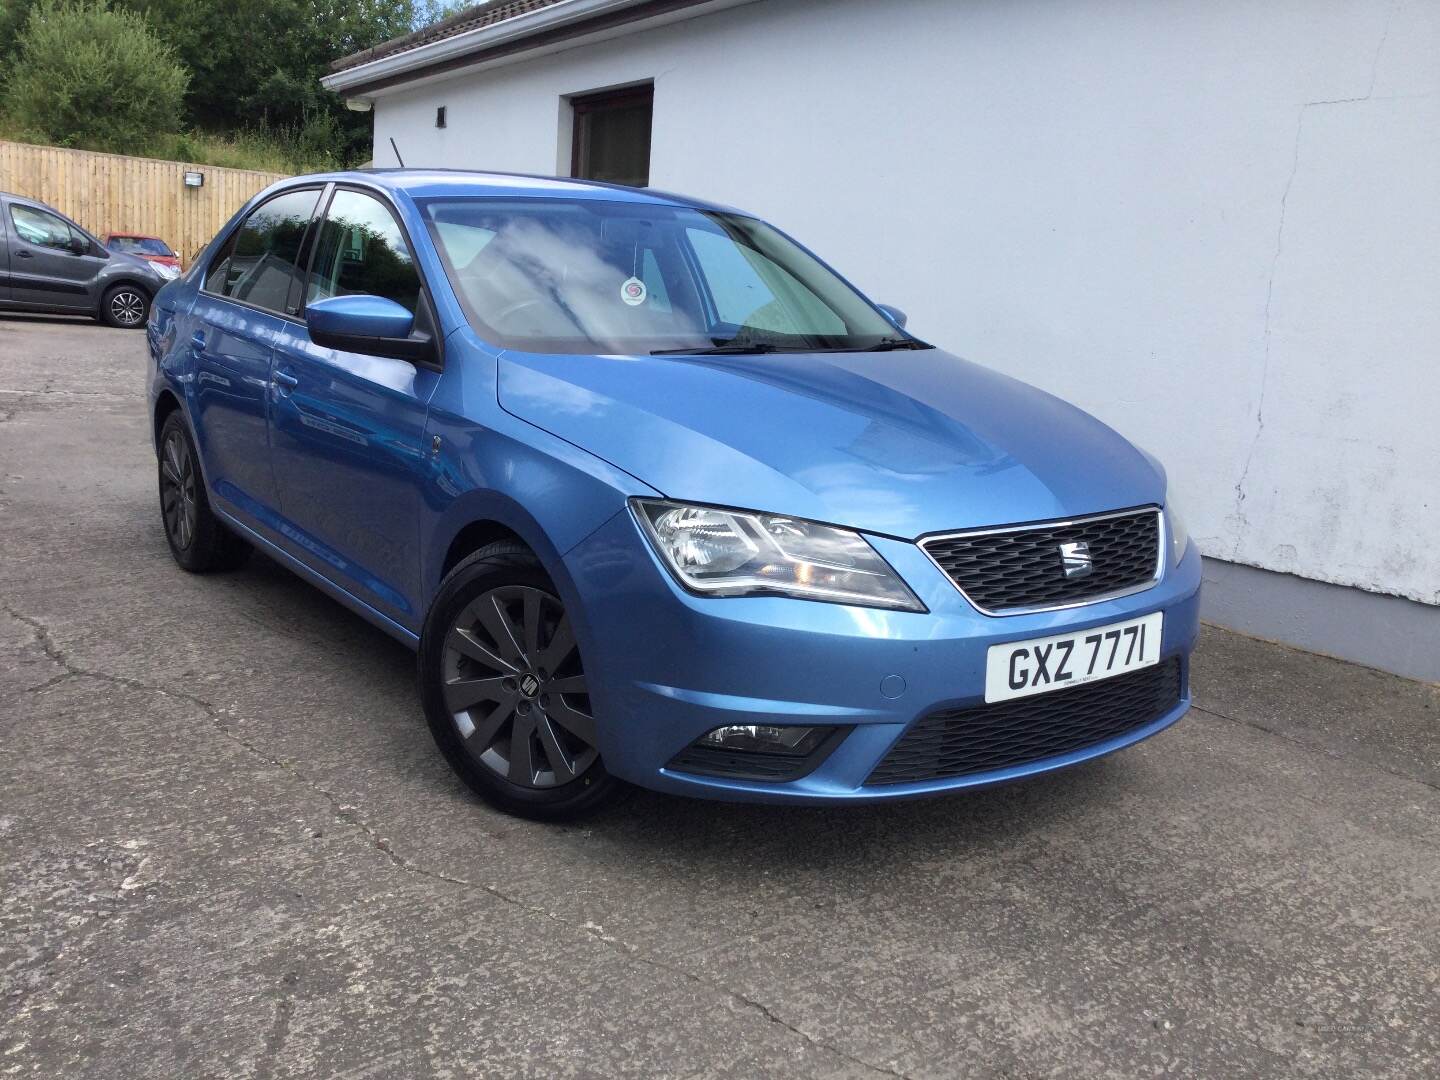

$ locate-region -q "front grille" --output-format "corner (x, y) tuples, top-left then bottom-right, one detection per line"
(865, 659), (1182, 785)
(922, 508), (1161, 613)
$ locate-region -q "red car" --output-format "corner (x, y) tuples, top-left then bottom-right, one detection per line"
(105, 233), (181, 272)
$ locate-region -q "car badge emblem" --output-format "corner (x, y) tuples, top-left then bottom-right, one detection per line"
(1059, 541), (1092, 578)
(519, 673), (541, 698)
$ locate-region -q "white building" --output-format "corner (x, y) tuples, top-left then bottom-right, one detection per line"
(324, 0), (1440, 681)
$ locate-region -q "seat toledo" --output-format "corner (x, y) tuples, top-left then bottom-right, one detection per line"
(146, 171), (1200, 820)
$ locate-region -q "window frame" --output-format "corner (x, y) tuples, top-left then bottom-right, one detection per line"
(10, 202), (88, 253)
(569, 82), (655, 188)
(297, 182), (446, 371)
(200, 184), (327, 323)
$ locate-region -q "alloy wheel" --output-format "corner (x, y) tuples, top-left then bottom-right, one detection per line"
(160, 430), (197, 550)
(110, 290), (145, 326)
(442, 585), (598, 788)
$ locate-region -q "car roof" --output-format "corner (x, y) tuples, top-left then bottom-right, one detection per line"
(1, 190), (62, 211)
(275, 169), (743, 215)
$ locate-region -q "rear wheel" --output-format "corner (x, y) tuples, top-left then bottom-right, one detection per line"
(419, 542), (625, 821)
(100, 285), (149, 329)
(157, 412), (251, 572)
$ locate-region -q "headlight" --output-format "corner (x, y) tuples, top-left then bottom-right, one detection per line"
(1165, 498), (1189, 565)
(153, 263), (180, 280)
(634, 499), (924, 611)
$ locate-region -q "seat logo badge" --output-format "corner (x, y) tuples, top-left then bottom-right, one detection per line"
(1059, 541), (1092, 578)
(519, 673), (541, 698)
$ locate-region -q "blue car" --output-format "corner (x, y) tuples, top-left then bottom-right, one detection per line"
(146, 170), (1200, 820)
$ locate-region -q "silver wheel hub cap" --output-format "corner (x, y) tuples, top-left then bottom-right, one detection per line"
(112, 292), (144, 325)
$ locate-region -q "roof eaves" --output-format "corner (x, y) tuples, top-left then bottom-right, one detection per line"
(322, 0), (644, 93)
(329, 1), (564, 76)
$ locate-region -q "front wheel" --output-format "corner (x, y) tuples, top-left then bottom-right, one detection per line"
(100, 284), (149, 328)
(419, 542), (626, 821)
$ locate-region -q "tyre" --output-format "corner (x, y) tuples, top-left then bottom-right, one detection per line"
(419, 542), (626, 821)
(157, 412), (252, 572)
(100, 284), (149, 328)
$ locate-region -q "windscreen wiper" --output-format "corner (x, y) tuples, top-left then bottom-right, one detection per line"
(650, 342), (782, 355)
(858, 337), (931, 351)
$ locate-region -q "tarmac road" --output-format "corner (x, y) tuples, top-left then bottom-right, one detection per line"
(2, 314), (1437, 1078)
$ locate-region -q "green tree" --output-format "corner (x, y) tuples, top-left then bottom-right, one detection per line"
(3, 0), (188, 153)
(0, 1), (42, 65)
(118, 0), (418, 164)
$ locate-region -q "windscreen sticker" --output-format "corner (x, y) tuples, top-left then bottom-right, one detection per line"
(620, 276), (647, 306)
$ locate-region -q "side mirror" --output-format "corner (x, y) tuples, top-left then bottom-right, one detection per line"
(306, 294), (432, 362)
(69, 236), (89, 255)
(876, 304), (908, 330)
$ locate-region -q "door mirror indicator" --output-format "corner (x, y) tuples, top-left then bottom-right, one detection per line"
(876, 304), (908, 330)
(305, 294), (432, 362)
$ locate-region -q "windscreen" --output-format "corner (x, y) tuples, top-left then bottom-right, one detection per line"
(110, 237), (173, 256)
(419, 197), (906, 355)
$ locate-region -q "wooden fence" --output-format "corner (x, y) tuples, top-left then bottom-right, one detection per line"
(0, 141), (287, 267)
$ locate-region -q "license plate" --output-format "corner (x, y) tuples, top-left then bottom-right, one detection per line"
(984, 612), (1163, 703)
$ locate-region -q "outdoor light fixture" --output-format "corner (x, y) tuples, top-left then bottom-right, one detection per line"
(183, 171), (204, 188)
(344, 98), (374, 113)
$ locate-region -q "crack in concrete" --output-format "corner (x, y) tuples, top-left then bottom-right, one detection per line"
(1228, 7), (1395, 561)
(1191, 703), (1440, 798)
(1365, 1), (1396, 100)
(1, 602), (913, 1080)
(1229, 106), (1304, 558)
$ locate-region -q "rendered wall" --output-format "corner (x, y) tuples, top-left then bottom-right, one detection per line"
(371, 0), (1440, 609)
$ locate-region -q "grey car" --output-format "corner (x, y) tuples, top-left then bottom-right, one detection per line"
(0, 191), (174, 328)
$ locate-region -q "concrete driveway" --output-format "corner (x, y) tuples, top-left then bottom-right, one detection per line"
(1, 316), (1436, 1079)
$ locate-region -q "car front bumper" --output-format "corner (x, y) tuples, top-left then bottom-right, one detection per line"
(563, 509), (1202, 805)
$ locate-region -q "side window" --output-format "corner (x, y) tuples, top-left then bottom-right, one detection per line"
(204, 188), (320, 315)
(11, 205), (78, 251)
(685, 227), (844, 335)
(306, 189), (421, 314)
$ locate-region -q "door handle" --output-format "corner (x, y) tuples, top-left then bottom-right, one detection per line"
(273, 369), (299, 392)
(15, 249), (33, 258)
(191, 331), (206, 352)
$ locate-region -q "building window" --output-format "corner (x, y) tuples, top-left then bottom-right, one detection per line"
(570, 83), (653, 188)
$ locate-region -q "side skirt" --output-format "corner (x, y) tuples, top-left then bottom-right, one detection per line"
(213, 506), (422, 651)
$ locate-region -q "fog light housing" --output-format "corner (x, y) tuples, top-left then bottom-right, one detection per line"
(697, 724), (827, 755)
(668, 724), (850, 782)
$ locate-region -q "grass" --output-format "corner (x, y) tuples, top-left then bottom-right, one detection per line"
(158, 129), (337, 175)
(0, 119), (341, 175)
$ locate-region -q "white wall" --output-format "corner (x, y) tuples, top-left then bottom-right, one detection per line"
(372, 0), (1440, 606)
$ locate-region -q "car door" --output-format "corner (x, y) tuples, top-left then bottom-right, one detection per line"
(269, 186), (441, 630)
(188, 186), (322, 535)
(6, 202), (107, 310)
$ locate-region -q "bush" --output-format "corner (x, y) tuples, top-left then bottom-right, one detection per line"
(3, 0), (188, 155)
